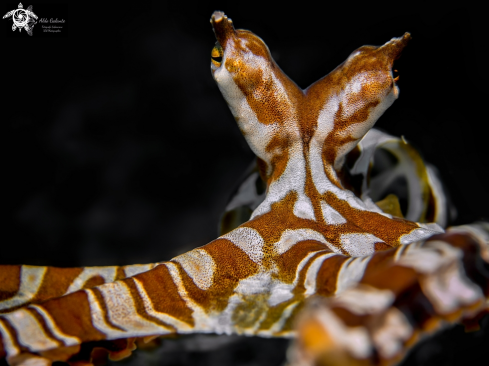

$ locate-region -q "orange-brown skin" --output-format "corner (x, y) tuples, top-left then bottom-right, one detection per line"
(0, 267), (21, 302)
(210, 11), (431, 257)
(211, 12), (407, 185)
(291, 228), (489, 366)
(0, 11), (487, 366)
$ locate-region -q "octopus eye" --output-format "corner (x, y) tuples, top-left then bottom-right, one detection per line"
(211, 43), (224, 67)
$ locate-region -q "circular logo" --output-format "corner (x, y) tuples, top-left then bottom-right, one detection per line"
(12, 9), (28, 27)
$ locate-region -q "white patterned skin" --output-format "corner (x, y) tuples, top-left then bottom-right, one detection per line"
(210, 11), (442, 253)
(0, 11), (487, 366)
(291, 225), (489, 366)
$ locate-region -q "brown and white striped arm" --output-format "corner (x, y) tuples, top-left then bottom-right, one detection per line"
(1, 11), (487, 366)
(0, 264), (162, 315)
(290, 224), (489, 366)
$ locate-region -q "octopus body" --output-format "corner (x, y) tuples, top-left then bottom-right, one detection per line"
(0, 11), (487, 366)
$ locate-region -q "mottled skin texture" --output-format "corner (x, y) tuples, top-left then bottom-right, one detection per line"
(210, 11), (440, 253)
(291, 226), (489, 366)
(0, 11), (487, 366)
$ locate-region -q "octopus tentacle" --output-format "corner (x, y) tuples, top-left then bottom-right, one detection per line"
(0, 264), (161, 315)
(291, 224), (489, 366)
(1, 11), (487, 366)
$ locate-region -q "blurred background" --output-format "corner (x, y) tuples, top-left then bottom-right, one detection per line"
(3, 1), (488, 365)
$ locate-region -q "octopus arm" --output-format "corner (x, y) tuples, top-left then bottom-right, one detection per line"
(290, 224), (489, 366)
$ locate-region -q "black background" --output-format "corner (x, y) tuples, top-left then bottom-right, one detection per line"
(2, 1), (488, 365)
